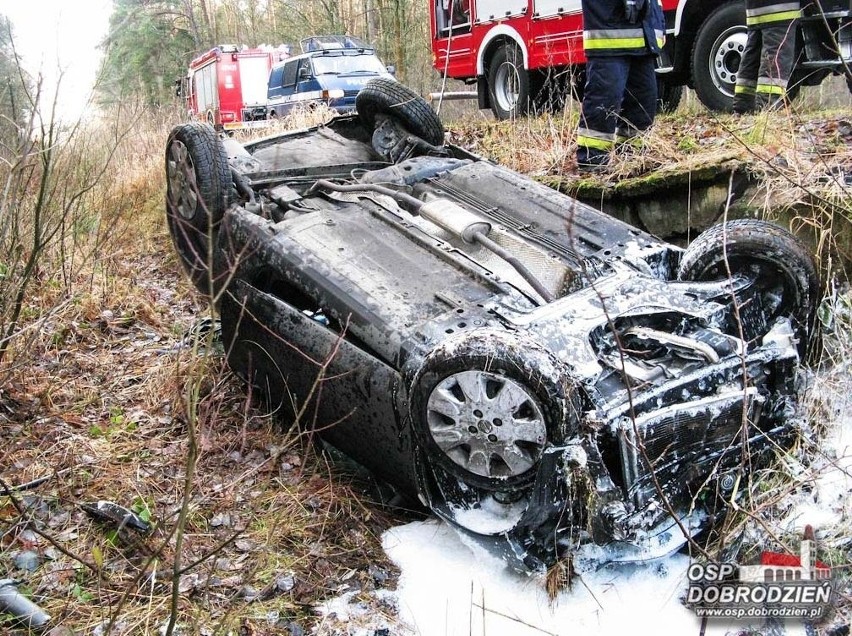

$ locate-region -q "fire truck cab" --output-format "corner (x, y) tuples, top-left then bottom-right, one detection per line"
(430, 0), (852, 118)
(180, 44), (289, 131)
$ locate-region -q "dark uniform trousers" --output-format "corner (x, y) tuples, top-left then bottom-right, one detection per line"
(577, 0), (666, 167)
(733, 1), (801, 113)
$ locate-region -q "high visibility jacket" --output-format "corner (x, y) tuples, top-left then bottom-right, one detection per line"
(582, 0), (665, 57)
(745, 0), (801, 27)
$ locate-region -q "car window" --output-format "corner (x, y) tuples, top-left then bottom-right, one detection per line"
(269, 66), (284, 89)
(282, 60), (299, 87)
(311, 53), (387, 76)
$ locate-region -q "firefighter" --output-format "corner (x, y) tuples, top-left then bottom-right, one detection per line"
(732, 1), (801, 114)
(576, 0), (665, 171)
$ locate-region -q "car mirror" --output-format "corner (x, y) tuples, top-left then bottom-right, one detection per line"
(298, 67), (311, 81)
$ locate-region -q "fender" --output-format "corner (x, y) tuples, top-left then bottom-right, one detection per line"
(674, 0), (689, 35)
(476, 24), (529, 75)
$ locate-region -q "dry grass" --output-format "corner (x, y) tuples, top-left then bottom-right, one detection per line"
(450, 103), (852, 276)
(0, 105), (412, 635)
(233, 104), (338, 144)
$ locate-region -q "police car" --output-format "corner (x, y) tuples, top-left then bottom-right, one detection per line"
(266, 35), (395, 117)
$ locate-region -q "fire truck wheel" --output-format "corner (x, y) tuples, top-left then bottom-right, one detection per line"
(487, 43), (529, 120)
(678, 219), (820, 357)
(356, 78), (445, 147)
(165, 122), (232, 295)
(691, 2), (746, 112)
(657, 79), (683, 113)
(532, 68), (581, 114)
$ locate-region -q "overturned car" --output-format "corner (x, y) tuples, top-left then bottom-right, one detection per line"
(165, 79), (819, 571)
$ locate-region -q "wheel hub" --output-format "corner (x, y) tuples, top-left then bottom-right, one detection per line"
(711, 28), (748, 96)
(425, 370), (547, 479)
(494, 63), (520, 113)
(167, 140), (199, 221)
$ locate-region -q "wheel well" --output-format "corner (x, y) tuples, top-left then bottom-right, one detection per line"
(481, 36), (516, 77)
(478, 35), (524, 110)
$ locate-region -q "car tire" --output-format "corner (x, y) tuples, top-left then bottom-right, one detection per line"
(488, 43), (530, 120)
(409, 332), (579, 490)
(356, 78), (445, 146)
(691, 2), (747, 112)
(678, 219), (820, 355)
(165, 122), (232, 295)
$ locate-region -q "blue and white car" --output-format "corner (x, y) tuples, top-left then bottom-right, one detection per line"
(266, 36), (395, 117)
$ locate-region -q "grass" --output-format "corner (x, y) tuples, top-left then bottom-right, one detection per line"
(0, 94), (850, 634)
(450, 98), (852, 273)
(0, 105), (413, 635)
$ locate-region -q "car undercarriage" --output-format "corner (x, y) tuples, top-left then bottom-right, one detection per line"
(165, 79), (819, 571)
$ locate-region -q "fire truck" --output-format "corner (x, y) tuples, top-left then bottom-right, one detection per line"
(429, 0), (852, 118)
(180, 45), (289, 131)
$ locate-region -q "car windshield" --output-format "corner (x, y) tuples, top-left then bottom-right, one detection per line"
(311, 53), (387, 76)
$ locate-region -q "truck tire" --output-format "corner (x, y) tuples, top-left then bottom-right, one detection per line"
(356, 78), (445, 146)
(487, 43), (530, 120)
(678, 219), (820, 356)
(691, 2), (747, 112)
(165, 122), (232, 295)
(535, 67), (584, 113)
(657, 79), (683, 113)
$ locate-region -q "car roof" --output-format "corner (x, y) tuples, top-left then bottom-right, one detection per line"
(270, 48), (378, 70)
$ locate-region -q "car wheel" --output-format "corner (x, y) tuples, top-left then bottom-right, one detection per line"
(356, 78), (445, 146)
(678, 219), (820, 355)
(409, 333), (578, 490)
(165, 122), (232, 295)
(691, 2), (747, 112)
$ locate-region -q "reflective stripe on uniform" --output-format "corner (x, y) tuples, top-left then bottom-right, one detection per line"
(756, 83), (785, 95)
(746, 2), (800, 18)
(746, 3), (801, 25)
(747, 9), (800, 25)
(736, 76), (757, 95)
(577, 127), (615, 151)
(584, 28), (646, 51)
(615, 133), (642, 147)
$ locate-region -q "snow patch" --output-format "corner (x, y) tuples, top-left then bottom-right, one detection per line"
(314, 588), (399, 635)
(381, 519), (805, 636)
(783, 367), (852, 534)
(450, 494), (528, 534)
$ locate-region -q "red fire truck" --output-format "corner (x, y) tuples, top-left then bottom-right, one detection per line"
(180, 45), (289, 131)
(430, 0), (852, 118)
